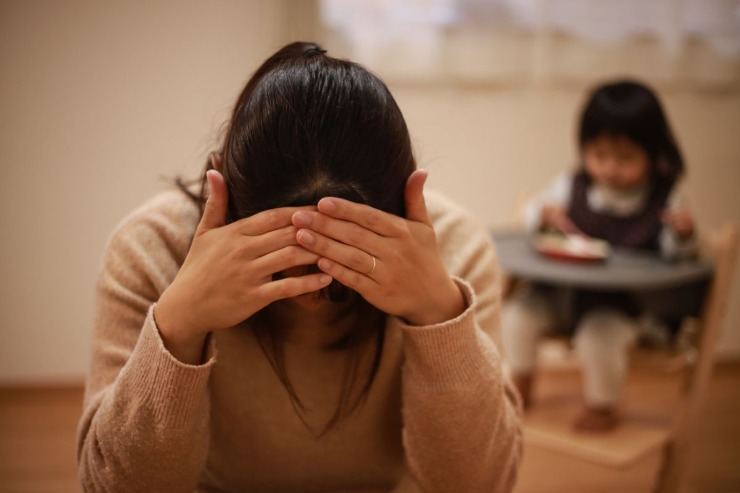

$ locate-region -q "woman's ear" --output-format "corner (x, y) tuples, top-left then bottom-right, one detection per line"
(210, 152), (223, 172)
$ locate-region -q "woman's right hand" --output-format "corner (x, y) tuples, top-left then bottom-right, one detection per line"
(154, 170), (333, 364)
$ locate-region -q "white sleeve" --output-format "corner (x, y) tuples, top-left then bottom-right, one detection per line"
(522, 173), (573, 234)
(659, 189), (698, 260)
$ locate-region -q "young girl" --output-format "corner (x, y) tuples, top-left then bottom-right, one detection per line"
(501, 80), (696, 431)
(77, 42), (522, 492)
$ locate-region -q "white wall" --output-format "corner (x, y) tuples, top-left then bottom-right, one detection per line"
(1, 1), (738, 384)
(0, 0), (290, 383)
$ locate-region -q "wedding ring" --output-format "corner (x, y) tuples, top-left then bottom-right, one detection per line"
(365, 255), (377, 276)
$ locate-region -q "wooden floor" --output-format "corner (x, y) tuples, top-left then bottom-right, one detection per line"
(515, 362), (740, 493)
(0, 386), (82, 493)
(1, 365), (739, 493)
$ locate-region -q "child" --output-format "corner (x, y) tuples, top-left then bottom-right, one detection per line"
(501, 79), (696, 431)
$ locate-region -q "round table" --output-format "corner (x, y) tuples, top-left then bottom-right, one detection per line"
(491, 230), (713, 292)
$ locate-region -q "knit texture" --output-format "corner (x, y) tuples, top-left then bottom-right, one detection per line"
(77, 188), (522, 493)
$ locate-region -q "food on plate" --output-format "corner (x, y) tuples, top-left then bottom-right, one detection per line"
(532, 233), (610, 262)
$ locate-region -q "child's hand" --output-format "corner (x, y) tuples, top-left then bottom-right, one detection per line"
(662, 209), (695, 239)
(541, 206), (583, 236)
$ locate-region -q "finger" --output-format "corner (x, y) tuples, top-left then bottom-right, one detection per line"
(676, 211), (693, 223)
(259, 273), (333, 303)
(661, 212), (678, 227)
(557, 216), (584, 236)
(241, 225), (299, 259)
(292, 211), (382, 255)
(316, 198), (401, 237)
(251, 245), (322, 277)
(317, 257), (376, 293)
(197, 169), (228, 234)
(295, 228), (379, 274)
(677, 216), (695, 235)
(404, 169), (431, 225)
(233, 206), (315, 237)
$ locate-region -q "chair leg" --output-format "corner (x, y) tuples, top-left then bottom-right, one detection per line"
(653, 440), (688, 493)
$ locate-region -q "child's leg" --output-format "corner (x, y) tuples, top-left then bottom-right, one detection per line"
(573, 308), (637, 430)
(501, 287), (557, 408)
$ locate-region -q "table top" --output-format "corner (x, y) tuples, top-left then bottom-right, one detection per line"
(492, 230), (713, 291)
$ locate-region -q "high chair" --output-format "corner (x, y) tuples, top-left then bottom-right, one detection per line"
(514, 222), (738, 493)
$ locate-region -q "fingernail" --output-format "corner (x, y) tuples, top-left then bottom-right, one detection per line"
(293, 211), (312, 227)
(318, 258), (333, 270)
(318, 198), (336, 213)
(319, 274), (332, 284)
(297, 229), (315, 245)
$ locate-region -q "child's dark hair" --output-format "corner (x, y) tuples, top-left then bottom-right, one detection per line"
(578, 79), (685, 187)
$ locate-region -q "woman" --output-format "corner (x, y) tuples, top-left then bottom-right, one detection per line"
(77, 42), (522, 493)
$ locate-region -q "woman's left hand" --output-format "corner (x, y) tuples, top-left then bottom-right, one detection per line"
(292, 169), (465, 326)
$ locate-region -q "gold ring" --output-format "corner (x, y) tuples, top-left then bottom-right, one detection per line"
(365, 255), (377, 276)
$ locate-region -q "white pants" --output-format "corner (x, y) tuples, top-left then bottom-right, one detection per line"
(501, 287), (637, 407)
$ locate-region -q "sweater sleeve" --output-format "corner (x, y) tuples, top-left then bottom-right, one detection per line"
(398, 192), (523, 493)
(76, 193), (215, 493)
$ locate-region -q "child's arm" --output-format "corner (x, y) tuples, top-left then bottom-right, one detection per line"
(523, 173), (580, 234)
(659, 191), (698, 260)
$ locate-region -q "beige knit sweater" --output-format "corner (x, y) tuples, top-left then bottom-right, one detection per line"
(77, 187), (522, 493)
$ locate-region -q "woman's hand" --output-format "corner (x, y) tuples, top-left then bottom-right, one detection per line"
(154, 170), (333, 363)
(292, 169), (465, 326)
(662, 208), (695, 239)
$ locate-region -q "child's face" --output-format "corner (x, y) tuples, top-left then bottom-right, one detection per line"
(582, 135), (650, 191)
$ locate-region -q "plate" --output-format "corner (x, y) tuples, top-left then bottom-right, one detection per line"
(532, 233), (610, 263)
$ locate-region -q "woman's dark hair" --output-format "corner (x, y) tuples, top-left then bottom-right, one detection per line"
(178, 41), (416, 432)
(578, 79), (685, 187)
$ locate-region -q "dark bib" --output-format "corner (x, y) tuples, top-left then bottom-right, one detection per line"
(566, 171), (672, 251)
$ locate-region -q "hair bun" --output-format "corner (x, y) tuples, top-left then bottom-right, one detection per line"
(304, 46), (327, 57)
